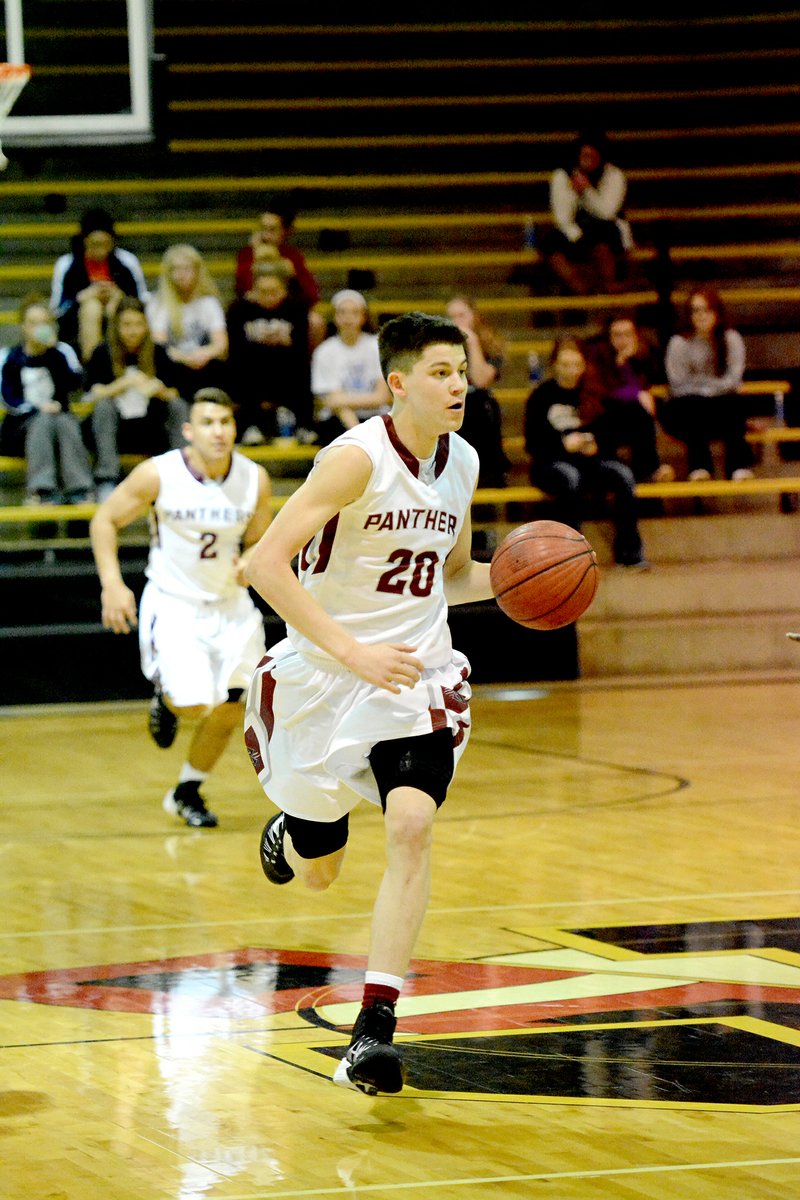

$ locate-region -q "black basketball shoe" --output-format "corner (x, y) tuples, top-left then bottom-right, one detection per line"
(148, 687), (178, 749)
(259, 812), (294, 884)
(333, 1000), (405, 1095)
(163, 782), (218, 828)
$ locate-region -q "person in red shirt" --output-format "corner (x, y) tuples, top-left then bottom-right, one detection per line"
(234, 202), (325, 347)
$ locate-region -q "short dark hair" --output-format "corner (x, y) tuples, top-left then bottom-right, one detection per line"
(80, 206), (116, 238)
(191, 387), (235, 411)
(378, 311), (467, 380)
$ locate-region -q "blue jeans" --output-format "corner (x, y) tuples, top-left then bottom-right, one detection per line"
(531, 457), (644, 566)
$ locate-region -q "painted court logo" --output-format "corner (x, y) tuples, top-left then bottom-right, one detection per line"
(3, 917), (799, 1108)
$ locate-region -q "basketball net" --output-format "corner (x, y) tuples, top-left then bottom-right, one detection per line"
(0, 63), (31, 170)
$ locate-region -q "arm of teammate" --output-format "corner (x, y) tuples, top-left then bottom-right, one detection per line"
(233, 466), (273, 586)
(443, 504), (494, 606)
(89, 459), (160, 634)
(245, 445), (424, 693)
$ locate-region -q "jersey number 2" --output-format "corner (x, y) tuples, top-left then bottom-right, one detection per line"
(377, 549), (438, 597)
(199, 531), (218, 559)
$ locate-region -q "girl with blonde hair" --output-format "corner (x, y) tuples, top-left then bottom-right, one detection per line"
(146, 244), (228, 396)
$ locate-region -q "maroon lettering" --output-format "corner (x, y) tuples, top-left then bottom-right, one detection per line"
(199, 531), (218, 559)
(376, 549), (440, 598)
(377, 548), (412, 594)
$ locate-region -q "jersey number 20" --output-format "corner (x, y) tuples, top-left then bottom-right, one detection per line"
(377, 549), (438, 597)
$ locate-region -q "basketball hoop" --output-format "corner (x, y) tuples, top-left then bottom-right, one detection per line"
(0, 63), (31, 170)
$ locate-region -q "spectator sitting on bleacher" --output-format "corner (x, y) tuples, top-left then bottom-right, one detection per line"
(310, 289), (391, 445)
(524, 337), (647, 568)
(0, 295), (94, 505)
(84, 297), (189, 502)
(146, 244), (228, 401)
(234, 200), (326, 348)
(50, 206), (148, 365)
(540, 130), (632, 296)
(226, 260), (315, 445)
(662, 286), (754, 482)
(446, 295), (510, 488)
(584, 312), (675, 483)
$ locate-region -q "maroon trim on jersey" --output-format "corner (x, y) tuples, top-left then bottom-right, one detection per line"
(245, 656), (276, 775)
(429, 707), (448, 732)
(244, 724), (264, 774)
(256, 656), (276, 740)
(429, 667), (471, 743)
(311, 513), (340, 574)
(180, 448), (234, 484)
(381, 414), (450, 481)
(181, 448), (205, 483)
(434, 434), (450, 478)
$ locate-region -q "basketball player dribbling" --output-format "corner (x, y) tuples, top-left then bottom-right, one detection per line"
(244, 312), (495, 1094)
(90, 387), (273, 828)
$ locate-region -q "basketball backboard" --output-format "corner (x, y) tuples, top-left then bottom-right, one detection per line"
(1, 0), (154, 147)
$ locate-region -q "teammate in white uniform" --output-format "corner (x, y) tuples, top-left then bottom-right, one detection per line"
(244, 312), (494, 1095)
(90, 388), (272, 828)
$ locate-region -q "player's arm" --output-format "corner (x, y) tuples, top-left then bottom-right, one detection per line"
(245, 446), (423, 693)
(233, 465), (273, 586)
(443, 501), (494, 606)
(89, 459), (160, 634)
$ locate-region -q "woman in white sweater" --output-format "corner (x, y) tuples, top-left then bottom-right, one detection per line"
(543, 130), (632, 295)
(663, 287), (753, 481)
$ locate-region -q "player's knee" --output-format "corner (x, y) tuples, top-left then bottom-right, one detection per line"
(295, 854), (343, 892)
(284, 812), (348, 890)
(384, 792), (437, 855)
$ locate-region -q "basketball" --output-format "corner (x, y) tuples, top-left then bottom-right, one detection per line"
(489, 520), (599, 630)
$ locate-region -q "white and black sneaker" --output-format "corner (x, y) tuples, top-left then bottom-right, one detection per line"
(259, 812), (294, 884)
(163, 782), (218, 828)
(148, 687), (178, 749)
(333, 1001), (405, 1095)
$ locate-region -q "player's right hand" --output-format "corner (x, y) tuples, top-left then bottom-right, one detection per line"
(100, 582), (138, 634)
(344, 641), (424, 694)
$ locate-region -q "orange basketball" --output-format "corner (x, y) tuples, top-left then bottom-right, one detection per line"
(489, 520), (599, 630)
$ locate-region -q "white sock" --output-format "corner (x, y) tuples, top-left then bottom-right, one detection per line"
(179, 763), (208, 785)
(364, 971), (405, 992)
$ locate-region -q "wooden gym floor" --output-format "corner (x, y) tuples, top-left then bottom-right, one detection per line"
(2, 674), (800, 1198)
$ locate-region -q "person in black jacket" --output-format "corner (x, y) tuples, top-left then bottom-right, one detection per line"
(226, 260), (314, 443)
(0, 295), (93, 503)
(524, 337), (647, 568)
(49, 207), (148, 363)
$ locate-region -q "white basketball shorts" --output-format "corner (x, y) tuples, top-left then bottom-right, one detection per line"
(139, 582), (266, 709)
(244, 637), (472, 823)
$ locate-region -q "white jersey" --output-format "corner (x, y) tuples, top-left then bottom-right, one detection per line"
(290, 414), (479, 669)
(146, 448), (260, 602)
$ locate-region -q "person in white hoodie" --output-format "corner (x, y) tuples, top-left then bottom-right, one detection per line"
(542, 130), (632, 296)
